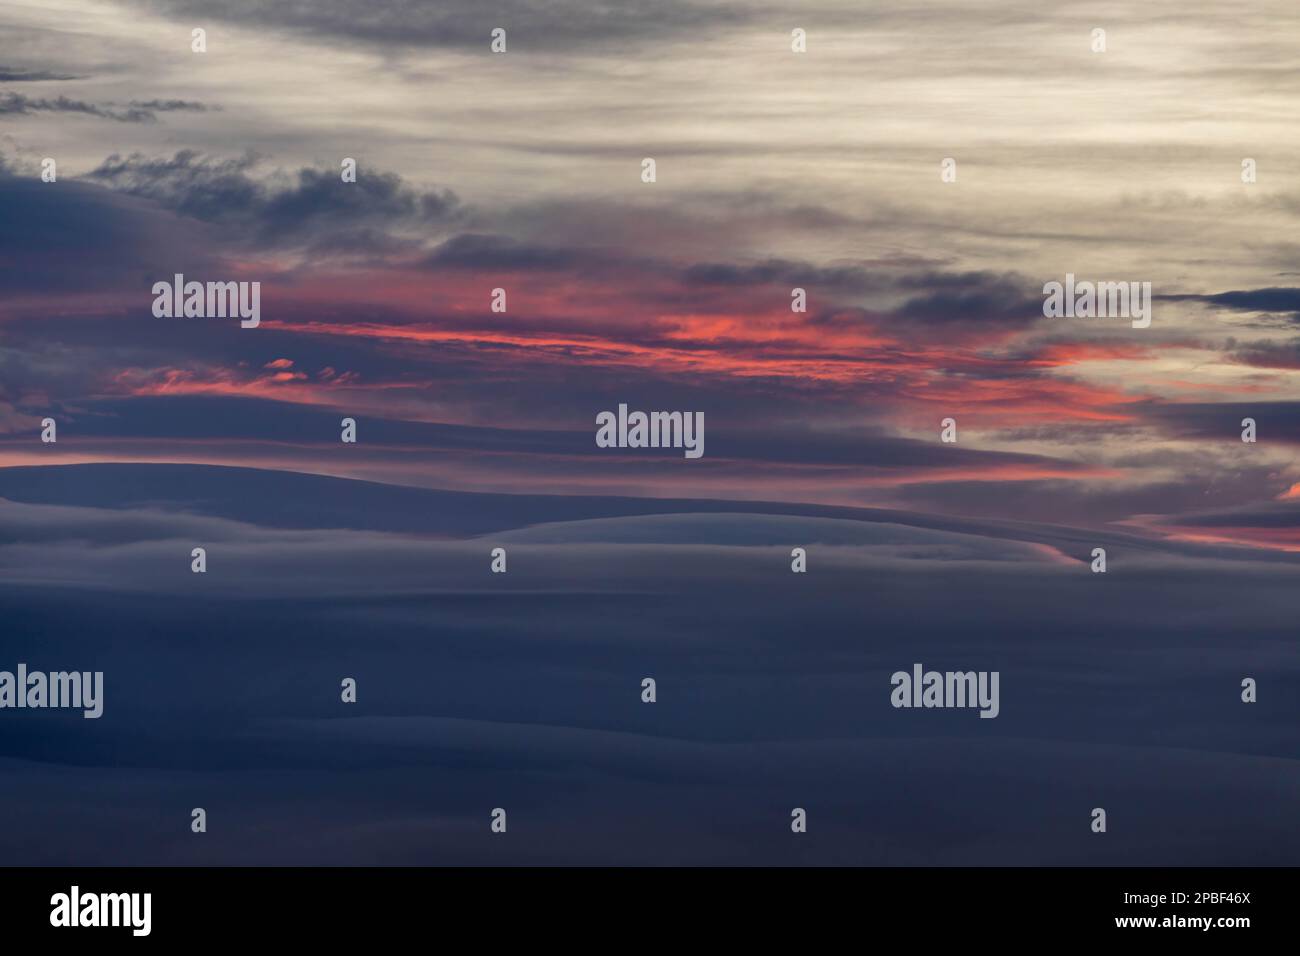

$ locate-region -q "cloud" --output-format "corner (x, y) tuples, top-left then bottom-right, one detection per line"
(893, 271), (1045, 329)
(681, 258), (883, 294)
(0, 158), (221, 295)
(0, 468), (1099, 600)
(128, 99), (212, 113)
(0, 93), (156, 122)
(895, 471), (1295, 531)
(0, 94), (211, 123)
(1163, 288), (1300, 320)
(126, 0), (756, 50)
(1165, 499), (1300, 530)
(0, 394), (1090, 478)
(1144, 401), (1300, 444)
(421, 234), (593, 272)
(1227, 338), (1300, 369)
(83, 150), (462, 247)
(0, 66), (81, 81)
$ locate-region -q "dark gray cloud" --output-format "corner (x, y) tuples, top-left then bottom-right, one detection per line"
(894, 271), (1044, 327)
(127, 0), (757, 50)
(896, 474), (1292, 531)
(0, 92), (157, 122)
(0, 158), (220, 294)
(0, 394), (1085, 477)
(1171, 499), (1300, 530)
(128, 98), (212, 112)
(1144, 401), (1300, 444)
(681, 258), (883, 294)
(84, 150), (461, 246)
(680, 265), (1047, 332)
(1227, 337), (1300, 369)
(1163, 287), (1300, 319)
(0, 66), (81, 81)
(0, 94), (210, 122)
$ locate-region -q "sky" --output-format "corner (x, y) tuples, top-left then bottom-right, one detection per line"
(0, 0), (1297, 865)
(1, 0), (1298, 544)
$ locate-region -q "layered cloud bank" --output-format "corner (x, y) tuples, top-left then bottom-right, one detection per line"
(0, 464), (1296, 864)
